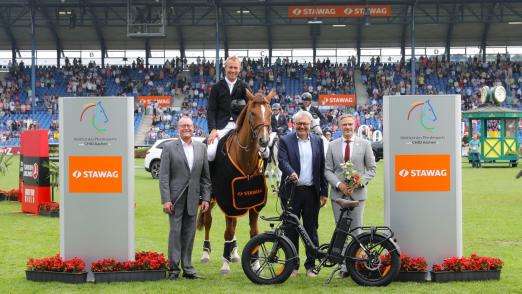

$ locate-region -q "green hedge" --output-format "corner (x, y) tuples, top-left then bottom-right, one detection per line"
(134, 147), (149, 159)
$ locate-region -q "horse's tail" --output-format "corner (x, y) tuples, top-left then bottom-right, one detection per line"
(196, 209), (204, 231)
(196, 208), (205, 231)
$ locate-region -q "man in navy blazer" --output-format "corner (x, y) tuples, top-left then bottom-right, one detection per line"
(277, 110), (328, 278)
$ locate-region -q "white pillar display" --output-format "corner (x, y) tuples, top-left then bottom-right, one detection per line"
(384, 95), (462, 267)
(59, 97), (134, 278)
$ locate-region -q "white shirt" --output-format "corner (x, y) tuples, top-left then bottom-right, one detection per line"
(297, 134), (313, 186)
(182, 140), (194, 172)
(225, 77), (237, 95)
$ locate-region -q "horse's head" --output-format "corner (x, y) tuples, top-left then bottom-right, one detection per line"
(244, 89), (275, 148)
(310, 115), (322, 136)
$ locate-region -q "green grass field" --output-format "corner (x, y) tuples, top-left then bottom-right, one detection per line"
(1, 156), (521, 293)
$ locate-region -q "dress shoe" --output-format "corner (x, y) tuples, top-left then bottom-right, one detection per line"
(183, 273), (204, 280)
(168, 273), (179, 280)
(337, 271), (350, 279)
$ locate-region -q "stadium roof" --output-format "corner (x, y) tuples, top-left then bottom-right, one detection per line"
(0, 0), (521, 53)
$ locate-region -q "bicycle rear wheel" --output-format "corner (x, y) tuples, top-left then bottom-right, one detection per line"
(346, 234), (400, 286)
(241, 233), (295, 284)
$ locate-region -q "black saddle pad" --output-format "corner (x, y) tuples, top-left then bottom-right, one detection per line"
(211, 131), (267, 217)
(231, 175), (266, 211)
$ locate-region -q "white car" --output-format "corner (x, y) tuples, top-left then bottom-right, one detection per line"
(144, 137), (206, 179)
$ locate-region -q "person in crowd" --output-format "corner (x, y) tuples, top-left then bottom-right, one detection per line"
(300, 92), (326, 127)
(270, 103), (289, 137)
(469, 134), (481, 168)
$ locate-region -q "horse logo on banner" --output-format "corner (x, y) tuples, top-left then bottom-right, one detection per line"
(407, 99), (438, 132)
(80, 101), (110, 133)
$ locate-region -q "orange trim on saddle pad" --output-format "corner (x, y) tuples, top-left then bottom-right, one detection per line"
(231, 175), (267, 211)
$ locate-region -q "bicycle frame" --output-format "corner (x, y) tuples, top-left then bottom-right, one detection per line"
(268, 180), (398, 273)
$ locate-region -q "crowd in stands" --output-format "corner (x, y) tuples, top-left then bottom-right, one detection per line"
(362, 54), (522, 111)
(0, 53), (520, 147)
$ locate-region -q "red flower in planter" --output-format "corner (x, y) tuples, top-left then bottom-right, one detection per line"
(91, 251), (170, 272)
(39, 202), (60, 213)
(381, 254), (427, 272)
(400, 254), (428, 272)
(432, 254), (504, 272)
(27, 254), (85, 273)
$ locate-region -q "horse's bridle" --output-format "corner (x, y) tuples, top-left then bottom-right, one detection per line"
(248, 101), (272, 142)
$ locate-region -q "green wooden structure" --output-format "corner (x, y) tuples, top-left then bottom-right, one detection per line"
(463, 105), (522, 167)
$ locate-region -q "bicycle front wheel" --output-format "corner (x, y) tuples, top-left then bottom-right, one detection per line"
(241, 233), (296, 284)
(346, 234), (400, 287)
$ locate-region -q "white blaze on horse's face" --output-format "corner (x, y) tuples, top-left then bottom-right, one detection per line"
(256, 103), (271, 148)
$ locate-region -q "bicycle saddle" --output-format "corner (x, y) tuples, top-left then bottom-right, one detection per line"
(334, 198), (359, 209)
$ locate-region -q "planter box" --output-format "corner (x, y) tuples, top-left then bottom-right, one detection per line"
(430, 270), (501, 282)
(94, 270), (167, 283)
(397, 271), (427, 282)
(39, 210), (59, 217)
(26, 270), (87, 284)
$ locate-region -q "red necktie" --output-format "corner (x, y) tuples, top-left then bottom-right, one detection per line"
(344, 140), (351, 162)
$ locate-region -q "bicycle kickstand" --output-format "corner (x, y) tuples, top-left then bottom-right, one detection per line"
(325, 265), (342, 284)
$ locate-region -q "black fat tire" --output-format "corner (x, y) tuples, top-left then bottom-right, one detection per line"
(150, 160), (161, 179)
(346, 234), (400, 287)
(241, 233), (295, 285)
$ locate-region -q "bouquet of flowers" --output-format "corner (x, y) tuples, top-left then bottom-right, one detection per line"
(339, 161), (360, 188)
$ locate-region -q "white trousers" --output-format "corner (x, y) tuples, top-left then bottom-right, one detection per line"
(207, 121), (236, 161)
(207, 121), (270, 161)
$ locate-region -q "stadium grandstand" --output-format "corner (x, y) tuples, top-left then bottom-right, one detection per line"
(0, 0), (521, 148)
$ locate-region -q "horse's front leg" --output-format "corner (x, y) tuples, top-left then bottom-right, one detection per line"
(221, 217), (238, 274)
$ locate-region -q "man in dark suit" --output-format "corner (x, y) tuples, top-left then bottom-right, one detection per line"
(300, 92), (326, 128)
(207, 55), (250, 161)
(277, 110), (328, 278)
(160, 116), (211, 280)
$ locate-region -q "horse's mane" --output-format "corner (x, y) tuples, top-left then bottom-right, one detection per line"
(235, 101), (249, 130)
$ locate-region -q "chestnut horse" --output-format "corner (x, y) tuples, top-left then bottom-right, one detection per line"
(197, 89), (275, 274)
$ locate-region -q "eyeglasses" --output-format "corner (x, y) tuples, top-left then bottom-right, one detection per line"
(178, 124), (193, 128)
(295, 122), (310, 126)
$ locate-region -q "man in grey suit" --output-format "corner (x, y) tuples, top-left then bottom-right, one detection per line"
(324, 114), (376, 278)
(160, 116), (211, 280)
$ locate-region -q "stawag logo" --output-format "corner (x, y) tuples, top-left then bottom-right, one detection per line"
(237, 189), (263, 197)
(395, 154), (450, 192)
(398, 168), (447, 177)
(72, 170), (119, 179)
(69, 156), (122, 193)
(407, 99), (437, 132)
(80, 101), (110, 133)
